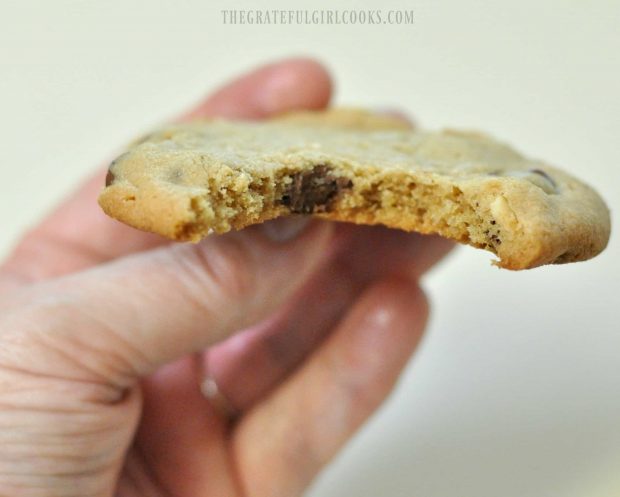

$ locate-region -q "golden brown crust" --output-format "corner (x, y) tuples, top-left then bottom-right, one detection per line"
(98, 108), (611, 270)
(272, 107), (412, 130)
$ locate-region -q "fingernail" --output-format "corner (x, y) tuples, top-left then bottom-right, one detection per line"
(260, 216), (312, 242)
(257, 71), (301, 115)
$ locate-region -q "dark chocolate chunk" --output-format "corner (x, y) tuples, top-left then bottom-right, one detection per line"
(529, 168), (557, 189)
(280, 165), (352, 214)
(495, 168), (557, 194)
(106, 152), (131, 186)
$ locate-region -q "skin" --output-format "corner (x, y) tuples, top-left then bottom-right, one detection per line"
(0, 58), (453, 497)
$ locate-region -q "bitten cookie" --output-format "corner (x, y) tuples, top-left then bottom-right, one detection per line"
(99, 108), (610, 270)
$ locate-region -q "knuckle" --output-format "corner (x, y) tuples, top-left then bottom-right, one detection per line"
(0, 307), (133, 403)
(343, 376), (387, 413)
(325, 352), (390, 415)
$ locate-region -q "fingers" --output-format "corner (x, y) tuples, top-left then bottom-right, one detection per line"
(233, 276), (428, 497)
(332, 225), (454, 282)
(0, 57), (333, 286)
(206, 226), (452, 412)
(182, 57), (331, 120)
(0, 169), (165, 288)
(204, 250), (364, 412)
(0, 220), (334, 398)
(118, 357), (239, 497)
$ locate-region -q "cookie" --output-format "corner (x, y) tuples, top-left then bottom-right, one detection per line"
(99, 108), (610, 269)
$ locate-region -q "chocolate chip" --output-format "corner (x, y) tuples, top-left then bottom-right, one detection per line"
(106, 153), (130, 187)
(500, 169), (558, 194)
(280, 165), (353, 214)
(529, 168), (557, 189)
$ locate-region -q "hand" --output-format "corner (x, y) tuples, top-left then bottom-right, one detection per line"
(0, 58), (452, 497)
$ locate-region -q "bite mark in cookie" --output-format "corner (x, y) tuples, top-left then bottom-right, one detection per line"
(97, 108), (611, 270)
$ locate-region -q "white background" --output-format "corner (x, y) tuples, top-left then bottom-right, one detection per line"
(1, 1), (619, 496)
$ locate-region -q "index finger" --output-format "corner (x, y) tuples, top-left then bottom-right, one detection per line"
(1, 58), (332, 286)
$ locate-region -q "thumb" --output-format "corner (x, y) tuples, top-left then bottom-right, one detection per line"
(0, 219), (334, 398)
